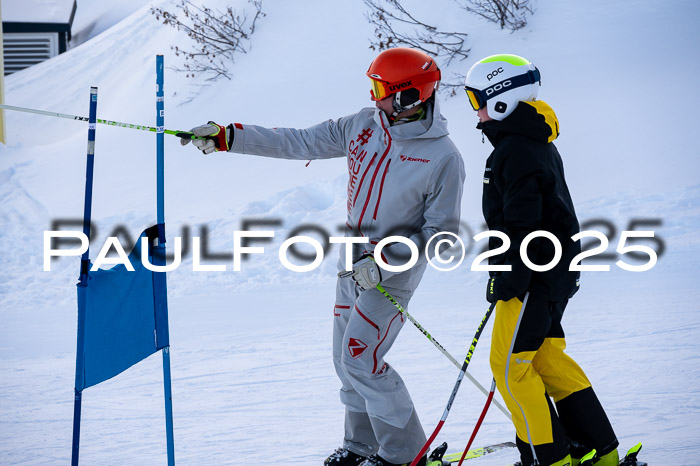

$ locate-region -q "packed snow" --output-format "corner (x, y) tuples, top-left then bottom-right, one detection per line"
(1, 0), (699, 464)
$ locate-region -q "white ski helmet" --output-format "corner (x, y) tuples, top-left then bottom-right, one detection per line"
(464, 54), (541, 121)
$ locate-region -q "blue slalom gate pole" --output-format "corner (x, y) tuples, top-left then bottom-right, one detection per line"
(156, 55), (165, 228)
(72, 86), (98, 466)
(156, 54), (176, 466)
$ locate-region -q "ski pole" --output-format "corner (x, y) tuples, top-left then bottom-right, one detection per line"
(457, 378), (497, 466)
(376, 284), (510, 420)
(410, 302), (496, 466)
(0, 103), (203, 140)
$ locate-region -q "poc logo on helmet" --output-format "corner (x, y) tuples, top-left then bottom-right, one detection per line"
(487, 67), (504, 81)
(485, 79), (512, 96)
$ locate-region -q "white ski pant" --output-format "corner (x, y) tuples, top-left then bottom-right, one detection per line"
(333, 276), (426, 464)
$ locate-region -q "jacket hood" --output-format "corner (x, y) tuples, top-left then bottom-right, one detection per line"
(478, 100), (559, 146)
(373, 98), (450, 140)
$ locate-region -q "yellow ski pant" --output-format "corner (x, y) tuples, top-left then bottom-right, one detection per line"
(490, 296), (591, 461)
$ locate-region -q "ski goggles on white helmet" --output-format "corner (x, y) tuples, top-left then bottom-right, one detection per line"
(464, 68), (541, 110)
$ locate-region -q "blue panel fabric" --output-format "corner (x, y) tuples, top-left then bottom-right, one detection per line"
(76, 226), (169, 391)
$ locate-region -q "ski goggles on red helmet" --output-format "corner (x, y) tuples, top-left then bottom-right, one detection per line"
(464, 68), (541, 110)
(369, 69), (441, 101)
(370, 78), (392, 101)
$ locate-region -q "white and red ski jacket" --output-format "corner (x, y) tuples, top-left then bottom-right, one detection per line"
(229, 102), (465, 292)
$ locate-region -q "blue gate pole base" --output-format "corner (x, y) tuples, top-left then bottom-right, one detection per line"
(71, 389), (83, 466)
(162, 347), (175, 465)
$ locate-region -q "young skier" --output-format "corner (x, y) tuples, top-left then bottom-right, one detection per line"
(181, 47), (465, 466)
(463, 54), (619, 466)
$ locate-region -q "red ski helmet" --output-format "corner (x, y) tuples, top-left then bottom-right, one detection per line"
(366, 47), (441, 116)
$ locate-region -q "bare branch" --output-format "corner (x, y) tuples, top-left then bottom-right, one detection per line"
(454, 0), (533, 31)
(363, 0), (534, 93)
(151, 0), (265, 81)
(364, 0), (470, 68)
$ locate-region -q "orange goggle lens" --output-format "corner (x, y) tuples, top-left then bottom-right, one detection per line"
(465, 87), (484, 110)
(370, 78), (389, 101)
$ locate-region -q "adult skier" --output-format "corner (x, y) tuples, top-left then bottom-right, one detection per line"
(181, 47), (465, 466)
(463, 54), (619, 466)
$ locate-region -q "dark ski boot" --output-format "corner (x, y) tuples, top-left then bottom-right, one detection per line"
(359, 453), (427, 466)
(325, 447), (366, 465)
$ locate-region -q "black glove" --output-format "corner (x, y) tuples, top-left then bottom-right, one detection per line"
(486, 277), (500, 303)
(486, 277), (531, 303)
(568, 275), (581, 299)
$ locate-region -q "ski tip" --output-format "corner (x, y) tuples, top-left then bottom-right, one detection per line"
(619, 442), (644, 465)
(626, 442), (642, 456)
(580, 449), (597, 466)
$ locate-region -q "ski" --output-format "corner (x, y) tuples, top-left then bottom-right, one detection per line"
(500, 442), (646, 466)
(426, 441), (517, 465)
(580, 442), (647, 466)
(443, 441), (516, 462)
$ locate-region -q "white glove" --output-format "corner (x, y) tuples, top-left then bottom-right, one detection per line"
(180, 121), (231, 154)
(350, 256), (383, 291)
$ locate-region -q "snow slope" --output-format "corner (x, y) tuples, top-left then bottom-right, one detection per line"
(1, 0), (699, 464)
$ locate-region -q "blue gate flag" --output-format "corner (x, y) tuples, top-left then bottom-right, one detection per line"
(75, 225), (170, 391)
(72, 59), (175, 465)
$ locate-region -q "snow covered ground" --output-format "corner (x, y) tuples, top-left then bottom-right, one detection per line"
(1, 0), (699, 464)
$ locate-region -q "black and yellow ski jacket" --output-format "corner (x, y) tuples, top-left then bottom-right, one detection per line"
(479, 100), (581, 301)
